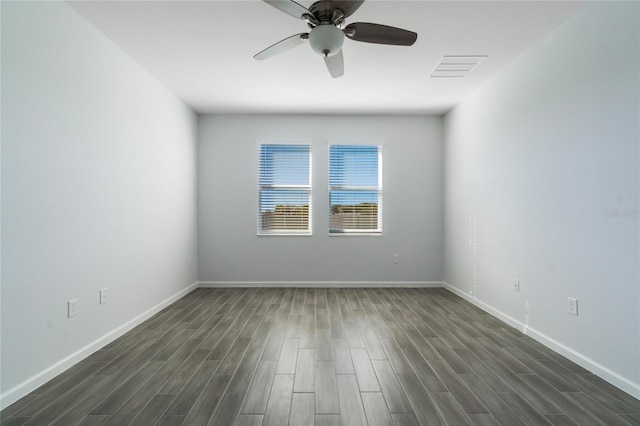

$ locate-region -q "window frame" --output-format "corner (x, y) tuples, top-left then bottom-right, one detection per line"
(257, 142), (313, 236)
(328, 143), (383, 236)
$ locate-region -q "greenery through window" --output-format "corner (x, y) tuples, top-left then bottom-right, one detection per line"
(258, 144), (311, 235)
(329, 145), (382, 234)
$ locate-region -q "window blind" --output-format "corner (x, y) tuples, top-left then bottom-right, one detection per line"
(329, 145), (382, 234)
(258, 144), (312, 234)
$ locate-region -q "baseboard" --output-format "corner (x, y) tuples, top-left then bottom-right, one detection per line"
(5, 280), (636, 408)
(443, 282), (640, 400)
(198, 281), (445, 288)
(0, 282), (199, 410)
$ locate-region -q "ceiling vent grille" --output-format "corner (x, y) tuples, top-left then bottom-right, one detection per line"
(431, 56), (487, 78)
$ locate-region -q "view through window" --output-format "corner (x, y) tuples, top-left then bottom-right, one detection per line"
(329, 144), (382, 234)
(258, 144), (312, 235)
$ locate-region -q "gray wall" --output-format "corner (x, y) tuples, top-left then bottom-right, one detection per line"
(444, 1), (639, 396)
(198, 115), (444, 284)
(1, 1), (198, 405)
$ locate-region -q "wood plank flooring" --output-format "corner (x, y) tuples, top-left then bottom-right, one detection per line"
(2, 287), (639, 425)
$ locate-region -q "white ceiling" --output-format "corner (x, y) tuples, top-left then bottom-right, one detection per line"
(68, 0), (585, 115)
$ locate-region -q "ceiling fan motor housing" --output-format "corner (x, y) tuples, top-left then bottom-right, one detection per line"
(309, 24), (345, 57)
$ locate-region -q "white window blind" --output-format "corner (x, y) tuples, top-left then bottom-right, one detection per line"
(258, 144), (312, 235)
(329, 144), (382, 234)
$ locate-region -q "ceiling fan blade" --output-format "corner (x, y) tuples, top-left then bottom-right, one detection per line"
(345, 22), (417, 46)
(263, 0), (312, 20)
(331, 1), (365, 18)
(254, 33), (309, 60)
(324, 50), (344, 78)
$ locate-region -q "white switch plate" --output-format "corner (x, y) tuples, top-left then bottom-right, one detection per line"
(100, 288), (108, 305)
(392, 254), (399, 264)
(513, 279), (520, 292)
(567, 297), (578, 316)
(68, 299), (78, 318)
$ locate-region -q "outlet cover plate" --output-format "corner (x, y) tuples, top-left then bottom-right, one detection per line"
(567, 297), (578, 316)
(68, 299), (78, 318)
(100, 288), (108, 305)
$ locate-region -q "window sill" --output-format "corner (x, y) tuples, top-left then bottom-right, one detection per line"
(328, 232), (383, 237)
(257, 233), (313, 237)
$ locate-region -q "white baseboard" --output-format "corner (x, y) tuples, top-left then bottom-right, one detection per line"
(0, 282), (199, 410)
(443, 282), (640, 400)
(4, 280), (637, 409)
(198, 281), (445, 288)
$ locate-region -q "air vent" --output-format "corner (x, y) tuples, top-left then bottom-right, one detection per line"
(431, 55), (487, 78)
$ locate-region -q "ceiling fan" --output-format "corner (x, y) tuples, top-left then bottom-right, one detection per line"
(254, 0), (418, 78)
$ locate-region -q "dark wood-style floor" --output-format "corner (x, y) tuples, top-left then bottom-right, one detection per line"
(2, 288), (639, 426)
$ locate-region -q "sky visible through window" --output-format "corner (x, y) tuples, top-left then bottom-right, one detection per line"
(258, 144), (380, 211)
(330, 145), (380, 205)
(259, 144), (310, 212)
(259, 145), (310, 186)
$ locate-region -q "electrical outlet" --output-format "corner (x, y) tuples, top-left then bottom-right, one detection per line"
(68, 299), (78, 318)
(513, 279), (520, 292)
(567, 297), (578, 316)
(393, 254), (399, 264)
(100, 288), (108, 305)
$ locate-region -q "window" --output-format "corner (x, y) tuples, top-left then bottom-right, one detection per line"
(258, 144), (312, 235)
(329, 144), (382, 234)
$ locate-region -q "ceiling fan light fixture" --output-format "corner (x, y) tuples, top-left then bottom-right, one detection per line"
(309, 24), (344, 57)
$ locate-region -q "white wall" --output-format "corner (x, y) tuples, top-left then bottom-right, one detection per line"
(444, 1), (639, 397)
(1, 1), (197, 406)
(198, 115), (443, 284)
